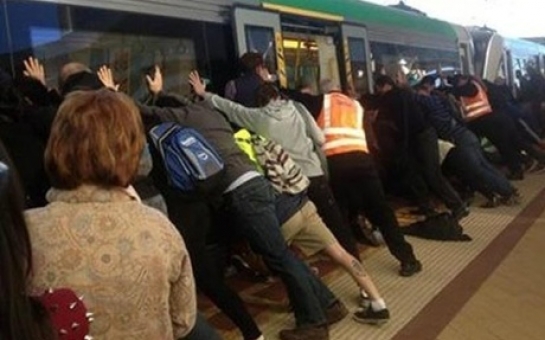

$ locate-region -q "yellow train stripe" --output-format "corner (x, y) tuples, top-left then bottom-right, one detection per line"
(275, 31), (287, 88)
(263, 2), (344, 22)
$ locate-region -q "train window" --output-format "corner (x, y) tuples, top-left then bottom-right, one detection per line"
(348, 37), (369, 94)
(2, 0), (204, 98)
(282, 34), (340, 91)
(370, 41), (459, 84)
(245, 26), (278, 78)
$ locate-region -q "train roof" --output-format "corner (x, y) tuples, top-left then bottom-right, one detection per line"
(262, 0), (457, 39)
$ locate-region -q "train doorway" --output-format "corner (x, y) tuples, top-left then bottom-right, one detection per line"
(232, 5), (372, 96)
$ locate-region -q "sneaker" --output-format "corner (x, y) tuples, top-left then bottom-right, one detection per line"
(399, 260), (422, 277)
(325, 301), (349, 325)
(353, 306), (390, 325)
(279, 324), (329, 340)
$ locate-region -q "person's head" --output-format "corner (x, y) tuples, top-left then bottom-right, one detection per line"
(239, 52), (266, 75)
(58, 62), (91, 88)
(45, 89), (145, 190)
(319, 79), (340, 94)
(374, 75), (396, 95)
(0, 141), (53, 339)
(256, 83), (281, 107)
(452, 74), (469, 87)
(417, 75), (437, 95)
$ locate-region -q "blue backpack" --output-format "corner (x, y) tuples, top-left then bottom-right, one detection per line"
(149, 122), (225, 193)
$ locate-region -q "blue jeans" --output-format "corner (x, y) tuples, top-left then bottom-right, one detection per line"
(225, 176), (336, 327)
(181, 313), (222, 340)
(449, 131), (513, 197)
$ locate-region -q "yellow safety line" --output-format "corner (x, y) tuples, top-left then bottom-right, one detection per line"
(263, 2), (344, 22)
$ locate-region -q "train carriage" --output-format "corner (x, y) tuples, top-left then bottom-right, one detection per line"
(0, 0), (463, 97)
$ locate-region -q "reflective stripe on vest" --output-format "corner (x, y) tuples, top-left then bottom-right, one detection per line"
(460, 81), (493, 121)
(318, 92), (368, 156)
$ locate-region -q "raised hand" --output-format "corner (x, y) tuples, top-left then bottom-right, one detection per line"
(97, 66), (119, 91)
(145, 66), (163, 95)
(188, 71), (206, 97)
(23, 57), (46, 86)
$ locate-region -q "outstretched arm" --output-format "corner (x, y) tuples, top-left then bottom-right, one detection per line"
(188, 71), (264, 131)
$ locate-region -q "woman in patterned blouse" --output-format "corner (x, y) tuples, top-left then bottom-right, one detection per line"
(25, 89), (198, 339)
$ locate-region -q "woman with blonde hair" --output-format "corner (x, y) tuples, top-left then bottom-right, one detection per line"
(26, 89), (198, 339)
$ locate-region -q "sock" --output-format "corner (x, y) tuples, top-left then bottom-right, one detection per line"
(371, 298), (387, 311)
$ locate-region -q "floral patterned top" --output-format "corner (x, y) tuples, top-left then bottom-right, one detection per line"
(25, 185), (196, 339)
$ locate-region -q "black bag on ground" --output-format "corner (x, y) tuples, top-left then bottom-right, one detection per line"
(402, 212), (472, 242)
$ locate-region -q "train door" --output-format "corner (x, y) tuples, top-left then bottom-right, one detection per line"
(340, 24), (373, 95)
(459, 43), (471, 75)
(482, 33), (504, 82)
(232, 6), (287, 87)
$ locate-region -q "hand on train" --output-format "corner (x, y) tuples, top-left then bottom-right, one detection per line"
(188, 71), (206, 97)
(97, 66), (119, 91)
(146, 66), (163, 95)
(23, 57), (46, 86)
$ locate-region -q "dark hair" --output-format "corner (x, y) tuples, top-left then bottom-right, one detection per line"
(374, 75), (396, 88)
(255, 83), (280, 107)
(419, 75), (437, 88)
(0, 140), (54, 339)
(60, 71), (104, 96)
(239, 52), (264, 74)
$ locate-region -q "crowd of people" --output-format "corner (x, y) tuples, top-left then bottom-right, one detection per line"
(2, 52), (545, 340)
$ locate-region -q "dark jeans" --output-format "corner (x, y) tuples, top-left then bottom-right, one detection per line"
(413, 127), (464, 210)
(468, 113), (525, 173)
(445, 140), (514, 197)
(328, 153), (417, 264)
(166, 197), (261, 340)
(224, 176), (336, 327)
(181, 313), (222, 340)
(307, 175), (360, 259)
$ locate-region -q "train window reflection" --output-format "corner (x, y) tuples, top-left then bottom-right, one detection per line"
(3, 1), (199, 98)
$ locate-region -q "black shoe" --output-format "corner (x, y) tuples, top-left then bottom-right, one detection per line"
(451, 205), (470, 221)
(507, 170), (524, 181)
(353, 306), (390, 325)
(399, 260), (422, 277)
(499, 190), (521, 206)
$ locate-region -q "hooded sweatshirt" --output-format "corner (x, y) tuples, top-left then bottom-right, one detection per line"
(203, 93), (325, 178)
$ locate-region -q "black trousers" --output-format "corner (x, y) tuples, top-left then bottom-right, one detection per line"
(468, 113), (525, 173)
(328, 153), (417, 264)
(413, 127), (464, 210)
(307, 175), (360, 259)
(166, 197), (261, 340)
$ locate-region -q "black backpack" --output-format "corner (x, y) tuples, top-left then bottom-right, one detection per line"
(402, 212), (472, 242)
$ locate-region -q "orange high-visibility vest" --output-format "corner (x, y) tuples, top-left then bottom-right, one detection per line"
(316, 92), (368, 157)
(460, 81), (493, 121)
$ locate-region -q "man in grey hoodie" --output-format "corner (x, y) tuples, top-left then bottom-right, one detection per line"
(189, 72), (362, 261)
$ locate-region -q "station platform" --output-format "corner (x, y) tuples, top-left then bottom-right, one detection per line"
(201, 172), (545, 340)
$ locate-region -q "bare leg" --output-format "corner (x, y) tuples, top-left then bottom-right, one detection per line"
(323, 242), (382, 300)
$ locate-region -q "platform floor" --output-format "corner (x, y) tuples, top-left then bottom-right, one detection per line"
(201, 172), (545, 340)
